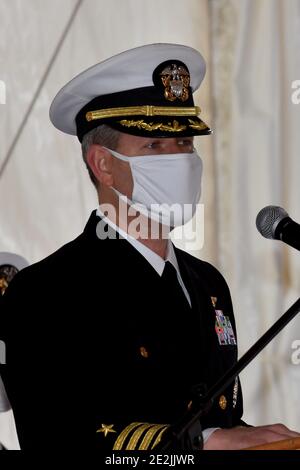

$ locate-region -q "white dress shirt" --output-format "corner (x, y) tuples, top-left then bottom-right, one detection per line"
(0, 409), (20, 450)
(0, 376), (20, 450)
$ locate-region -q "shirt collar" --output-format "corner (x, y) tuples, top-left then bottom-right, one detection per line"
(96, 207), (176, 275)
(96, 207), (191, 306)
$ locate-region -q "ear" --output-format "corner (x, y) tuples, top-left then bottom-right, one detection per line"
(86, 145), (114, 187)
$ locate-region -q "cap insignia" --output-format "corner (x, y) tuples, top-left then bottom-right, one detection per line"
(0, 265), (18, 295)
(0, 277), (8, 296)
(160, 64), (190, 102)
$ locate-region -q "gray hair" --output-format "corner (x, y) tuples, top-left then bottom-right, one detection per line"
(81, 124), (121, 187)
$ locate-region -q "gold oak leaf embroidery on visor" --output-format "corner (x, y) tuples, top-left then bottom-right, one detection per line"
(188, 119), (208, 131)
(118, 119), (187, 132)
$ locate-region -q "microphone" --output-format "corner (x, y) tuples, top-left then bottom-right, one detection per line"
(256, 205), (300, 251)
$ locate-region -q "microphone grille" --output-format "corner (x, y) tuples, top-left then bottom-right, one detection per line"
(256, 205), (289, 239)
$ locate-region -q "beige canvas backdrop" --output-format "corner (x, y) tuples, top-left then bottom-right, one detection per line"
(0, 0), (300, 433)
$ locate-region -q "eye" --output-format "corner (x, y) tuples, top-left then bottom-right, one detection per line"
(178, 139), (195, 150)
(144, 141), (160, 150)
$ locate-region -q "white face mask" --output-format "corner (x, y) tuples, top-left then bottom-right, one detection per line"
(105, 147), (203, 228)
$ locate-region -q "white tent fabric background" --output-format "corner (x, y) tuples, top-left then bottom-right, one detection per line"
(0, 0), (300, 443)
(210, 0), (300, 429)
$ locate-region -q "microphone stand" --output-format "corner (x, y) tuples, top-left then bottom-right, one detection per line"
(157, 296), (300, 451)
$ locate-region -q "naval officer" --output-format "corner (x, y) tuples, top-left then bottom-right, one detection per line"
(1, 43), (299, 451)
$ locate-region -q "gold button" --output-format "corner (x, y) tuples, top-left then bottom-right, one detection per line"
(219, 395), (227, 410)
(140, 346), (149, 358)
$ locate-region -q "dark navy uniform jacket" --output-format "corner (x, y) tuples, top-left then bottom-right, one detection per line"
(0, 211), (244, 450)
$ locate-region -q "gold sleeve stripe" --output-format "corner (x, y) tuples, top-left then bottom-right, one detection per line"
(86, 105), (201, 122)
(113, 422), (144, 450)
(151, 425), (170, 449)
(138, 424), (169, 450)
(125, 423), (155, 450)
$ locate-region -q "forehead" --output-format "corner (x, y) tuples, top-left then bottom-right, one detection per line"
(117, 132), (194, 146)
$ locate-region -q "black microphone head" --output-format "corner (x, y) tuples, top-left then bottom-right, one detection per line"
(256, 205), (289, 239)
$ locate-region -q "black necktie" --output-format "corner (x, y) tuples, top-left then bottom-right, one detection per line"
(161, 261), (191, 310)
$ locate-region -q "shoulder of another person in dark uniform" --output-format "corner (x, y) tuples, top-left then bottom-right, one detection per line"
(2, 211), (102, 298)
